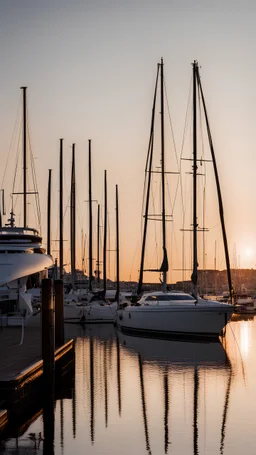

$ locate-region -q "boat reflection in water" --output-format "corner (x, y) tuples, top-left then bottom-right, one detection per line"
(117, 330), (232, 455)
(1, 324), (234, 455)
(118, 331), (230, 368)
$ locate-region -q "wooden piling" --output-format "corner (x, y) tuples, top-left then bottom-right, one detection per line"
(41, 279), (55, 387)
(54, 279), (64, 347)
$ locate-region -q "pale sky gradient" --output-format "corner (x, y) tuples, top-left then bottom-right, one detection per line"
(1, 0), (256, 283)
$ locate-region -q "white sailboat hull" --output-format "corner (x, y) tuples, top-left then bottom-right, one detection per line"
(117, 303), (234, 339)
(64, 301), (117, 324)
(0, 252), (53, 286)
(82, 302), (117, 323)
(64, 303), (85, 323)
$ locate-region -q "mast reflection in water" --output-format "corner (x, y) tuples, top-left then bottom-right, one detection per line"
(4, 318), (256, 455)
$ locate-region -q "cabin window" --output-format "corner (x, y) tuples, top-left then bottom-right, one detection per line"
(151, 294), (195, 301)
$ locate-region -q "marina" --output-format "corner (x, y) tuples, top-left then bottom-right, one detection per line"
(0, 55), (254, 454)
(1, 1), (256, 454)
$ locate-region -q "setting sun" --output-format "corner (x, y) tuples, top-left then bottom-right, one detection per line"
(244, 248), (255, 258)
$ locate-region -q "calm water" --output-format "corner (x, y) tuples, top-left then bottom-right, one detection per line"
(1, 315), (256, 454)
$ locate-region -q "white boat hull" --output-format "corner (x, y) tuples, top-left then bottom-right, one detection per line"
(82, 303), (117, 323)
(0, 253), (53, 286)
(64, 303), (85, 323)
(64, 302), (117, 324)
(117, 303), (234, 339)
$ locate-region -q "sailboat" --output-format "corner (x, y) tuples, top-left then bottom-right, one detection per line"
(64, 143), (92, 322)
(82, 164), (119, 323)
(0, 87), (53, 326)
(64, 142), (118, 323)
(117, 59), (234, 339)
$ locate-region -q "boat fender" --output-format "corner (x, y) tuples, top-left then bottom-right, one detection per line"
(129, 313), (131, 319)
(118, 314), (123, 320)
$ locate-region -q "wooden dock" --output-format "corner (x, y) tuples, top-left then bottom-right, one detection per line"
(0, 325), (75, 438)
(0, 327), (42, 381)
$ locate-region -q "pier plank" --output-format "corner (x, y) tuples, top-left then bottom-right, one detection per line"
(0, 327), (41, 381)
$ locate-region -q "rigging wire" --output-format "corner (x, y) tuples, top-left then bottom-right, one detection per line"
(27, 120), (41, 232)
(12, 129), (22, 204)
(164, 79), (179, 168)
(164, 78), (180, 215)
(129, 240), (140, 282)
(13, 172), (23, 213)
(140, 67), (160, 251)
(163, 75), (180, 283)
(179, 74), (193, 284)
(148, 177), (159, 271)
(1, 95), (22, 191)
(198, 84), (207, 288)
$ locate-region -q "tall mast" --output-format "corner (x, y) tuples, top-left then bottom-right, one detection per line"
(196, 69), (234, 303)
(191, 61), (198, 298)
(160, 58), (167, 290)
(137, 64), (160, 295)
(97, 204), (100, 284)
(47, 169), (52, 255)
(59, 139), (64, 280)
(71, 144), (76, 288)
(21, 86), (27, 227)
(116, 184), (120, 306)
(103, 170), (107, 297)
(88, 139), (93, 291)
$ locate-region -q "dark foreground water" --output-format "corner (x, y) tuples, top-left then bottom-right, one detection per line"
(1, 314), (256, 454)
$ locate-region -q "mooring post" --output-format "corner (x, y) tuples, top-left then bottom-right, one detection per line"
(54, 279), (64, 347)
(42, 278), (55, 385)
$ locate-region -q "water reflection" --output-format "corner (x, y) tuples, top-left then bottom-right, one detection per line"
(3, 319), (256, 455)
(118, 331), (230, 367)
(42, 388), (54, 455)
(116, 336), (121, 416)
(193, 366), (199, 455)
(89, 335), (94, 443)
(163, 369), (169, 454)
(118, 330), (232, 455)
(220, 366), (232, 455)
(138, 353), (151, 454)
